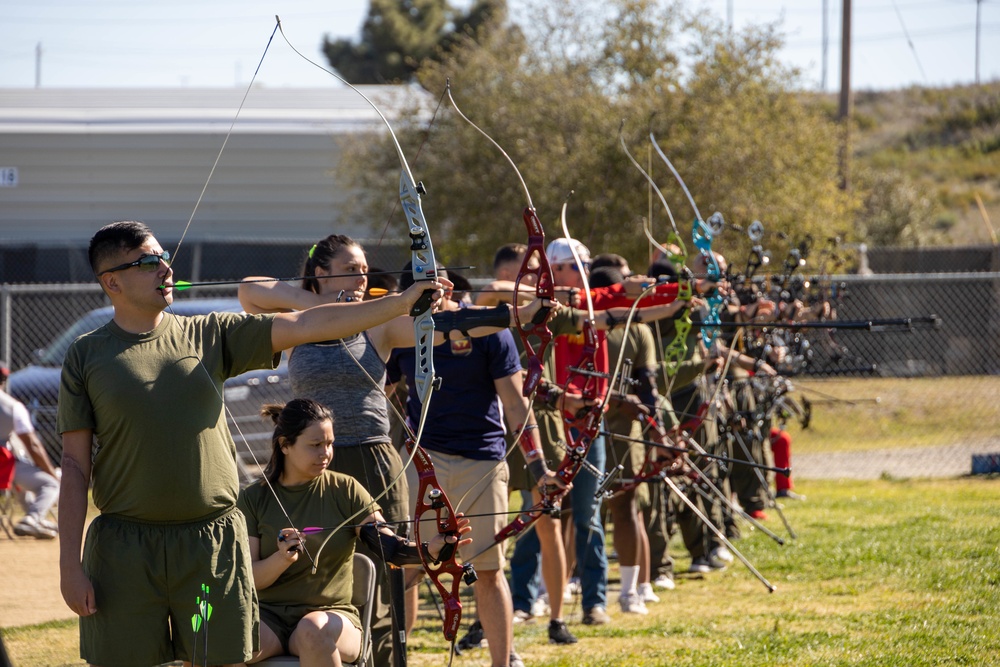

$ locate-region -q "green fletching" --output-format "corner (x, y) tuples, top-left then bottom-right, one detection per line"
(191, 614), (202, 632)
(205, 603), (213, 621)
(175, 281), (192, 291)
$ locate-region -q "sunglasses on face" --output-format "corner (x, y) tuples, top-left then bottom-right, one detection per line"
(101, 251), (171, 275)
(554, 262), (590, 273)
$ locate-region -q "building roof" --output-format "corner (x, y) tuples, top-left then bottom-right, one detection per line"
(0, 85), (423, 134)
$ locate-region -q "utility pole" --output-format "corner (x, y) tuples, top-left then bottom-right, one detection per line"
(822, 0), (829, 90)
(727, 0), (734, 32)
(35, 42), (42, 88)
(976, 0), (982, 85)
(838, 0), (852, 191)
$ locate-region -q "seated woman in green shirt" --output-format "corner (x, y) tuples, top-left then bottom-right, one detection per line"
(238, 398), (470, 665)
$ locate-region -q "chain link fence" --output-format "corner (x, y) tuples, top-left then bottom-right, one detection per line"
(2, 269), (998, 480)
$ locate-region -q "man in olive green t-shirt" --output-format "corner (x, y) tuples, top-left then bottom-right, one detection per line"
(57, 221), (447, 667)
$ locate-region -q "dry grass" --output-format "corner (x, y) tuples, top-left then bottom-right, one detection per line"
(787, 375), (1000, 452)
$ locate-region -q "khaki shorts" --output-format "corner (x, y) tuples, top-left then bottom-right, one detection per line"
(407, 450), (508, 571)
(80, 507), (258, 667)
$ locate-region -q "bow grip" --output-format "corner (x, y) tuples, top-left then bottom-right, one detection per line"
(409, 288), (436, 316)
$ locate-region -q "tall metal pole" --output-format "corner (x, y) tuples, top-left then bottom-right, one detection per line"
(35, 42), (42, 88)
(822, 0), (829, 90)
(976, 0), (982, 85)
(728, 0), (734, 32)
(838, 0), (852, 191)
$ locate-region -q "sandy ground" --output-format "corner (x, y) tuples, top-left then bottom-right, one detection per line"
(0, 531), (74, 629)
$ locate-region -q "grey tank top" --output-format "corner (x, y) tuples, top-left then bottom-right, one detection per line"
(288, 332), (391, 447)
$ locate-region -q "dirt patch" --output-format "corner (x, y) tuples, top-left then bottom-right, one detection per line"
(0, 533), (74, 628)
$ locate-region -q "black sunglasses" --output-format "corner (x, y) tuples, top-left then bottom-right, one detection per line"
(101, 251), (171, 275)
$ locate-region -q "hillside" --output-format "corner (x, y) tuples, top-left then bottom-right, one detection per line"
(848, 81), (1000, 246)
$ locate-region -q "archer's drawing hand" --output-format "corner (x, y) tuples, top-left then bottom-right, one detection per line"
(277, 527), (303, 562)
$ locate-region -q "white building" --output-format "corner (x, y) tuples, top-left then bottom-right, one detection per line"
(0, 86), (419, 246)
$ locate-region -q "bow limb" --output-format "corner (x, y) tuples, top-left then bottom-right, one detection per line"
(444, 83), (555, 397)
(275, 19), (445, 578)
(618, 126), (697, 394)
(648, 133), (727, 348)
(551, 198), (605, 492)
(440, 85), (557, 522)
(618, 124), (687, 263)
(275, 17), (439, 409)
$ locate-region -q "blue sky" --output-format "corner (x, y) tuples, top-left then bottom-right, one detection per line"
(1, 0), (996, 91)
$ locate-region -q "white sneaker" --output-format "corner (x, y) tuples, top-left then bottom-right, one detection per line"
(512, 609), (532, 624)
(13, 515), (57, 540)
(653, 574), (676, 590)
(637, 582), (660, 603)
(710, 546), (734, 564)
(531, 594), (550, 618)
(618, 592), (649, 614)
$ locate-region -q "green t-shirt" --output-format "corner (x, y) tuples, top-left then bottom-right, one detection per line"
(57, 311), (277, 522)
(604, 323), (658, 439)
(238, 470), (377, 625)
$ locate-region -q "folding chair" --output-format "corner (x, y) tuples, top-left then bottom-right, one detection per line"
(256, 551), (377, 667)
(0, 447), (18, 539)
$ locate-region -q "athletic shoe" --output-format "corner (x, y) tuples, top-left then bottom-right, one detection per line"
(13, 515), (56, 540)
(776, 489), (806, 501)
(582, 606), (611, 625)
(509, 650), (525, 667)
(749, 509), (768, 520)
(457, 620), (484, 650)
(653, 574), (676, 590)
(618, 592), (649, 614)
(710, 546), (735, 564)
(548, 619), (578, 644)
(532, 593), (550, 617)
(512, 609), (533, 624)
(566, 577), (582, 595)
(688, 556), (726, 574)
(637, 582), (660, 603)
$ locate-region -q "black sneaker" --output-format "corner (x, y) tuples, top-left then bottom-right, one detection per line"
(509, 650), (526, 667)
(457, 619), (484, 651)
(548, 619), (578, 644)
(582, 605), (611, 625)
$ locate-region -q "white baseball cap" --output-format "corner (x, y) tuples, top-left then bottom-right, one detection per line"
(546, 238), (591, 265)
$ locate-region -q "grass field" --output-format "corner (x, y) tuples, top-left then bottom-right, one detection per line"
(5, 477), (999, 667)
(776, 376), (1000, 453)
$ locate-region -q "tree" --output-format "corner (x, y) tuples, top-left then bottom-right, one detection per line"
(323, 0), (505, 83)
(334, 0), (853, 277)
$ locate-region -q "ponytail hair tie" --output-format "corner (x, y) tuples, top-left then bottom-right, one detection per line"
(308, 244), (317, 259)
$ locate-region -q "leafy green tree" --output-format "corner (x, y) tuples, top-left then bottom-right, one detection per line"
(335, 0), (853, 277)
(323, 0), (504, 83)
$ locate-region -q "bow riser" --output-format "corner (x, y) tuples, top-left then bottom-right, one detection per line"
(406, 440), (476, 643)
(514, 207), (555, 396)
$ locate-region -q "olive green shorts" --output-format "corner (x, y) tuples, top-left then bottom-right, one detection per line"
(508, 408), (565, 492)
(260, 604), (361, 655)
(333, 442), (409, 525)
(80, 507), (258, 667)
